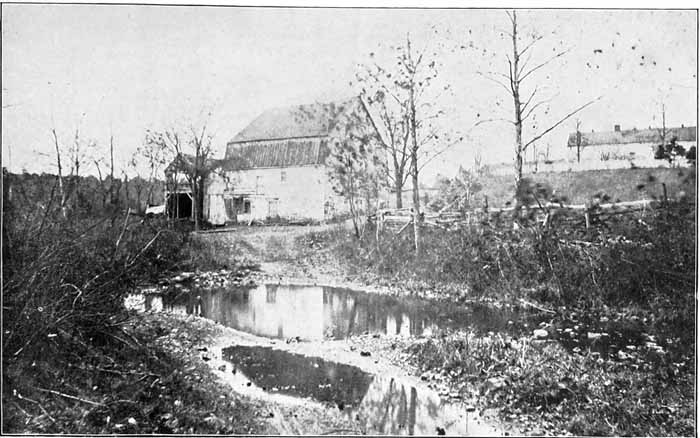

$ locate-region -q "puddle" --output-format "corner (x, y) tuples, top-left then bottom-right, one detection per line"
(157, 283), (539, 341)
(222, 345), (501, 436)
(225, 345), (374, 409)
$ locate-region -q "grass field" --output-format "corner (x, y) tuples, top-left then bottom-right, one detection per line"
(473, 167), (695, 207)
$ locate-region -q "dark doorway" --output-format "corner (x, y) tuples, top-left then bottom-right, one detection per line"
(167, 193), (192, 219)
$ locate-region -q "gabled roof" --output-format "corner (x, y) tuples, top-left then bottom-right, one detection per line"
(567, 126), (696, 147)
(228, 97), (363, 144)
(222, 97), (375, 170)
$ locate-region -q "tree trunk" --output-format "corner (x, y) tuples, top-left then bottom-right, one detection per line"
(51, 128), (67, 218)
(192, 179), (200, 231)
(109, 134), (116, 205)
(394, 168), (403, 209)
(512, 10), (523, 198)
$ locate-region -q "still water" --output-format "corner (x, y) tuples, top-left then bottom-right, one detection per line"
(223, 345), (500, 436)
(150, 283), (533, 341)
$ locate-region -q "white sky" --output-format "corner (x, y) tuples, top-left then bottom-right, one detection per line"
(1, 5), (697, 183)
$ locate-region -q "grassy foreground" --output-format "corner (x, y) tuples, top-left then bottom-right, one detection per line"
(3, 312), (268, 434)
(294, 187), (696, 435)
(405, 330), (694, 436)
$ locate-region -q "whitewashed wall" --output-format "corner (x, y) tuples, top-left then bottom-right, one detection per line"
(203, 165), (350, 224)
(487, 141), (695, 176)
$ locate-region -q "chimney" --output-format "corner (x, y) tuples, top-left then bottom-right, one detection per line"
(614, 124), (621, 132)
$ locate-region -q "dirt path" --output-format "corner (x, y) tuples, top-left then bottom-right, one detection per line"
(187, 226), (519, 435)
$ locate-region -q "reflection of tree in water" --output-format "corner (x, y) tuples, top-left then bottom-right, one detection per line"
(356, 376), (461, 435)
(162, 283), (533, 342)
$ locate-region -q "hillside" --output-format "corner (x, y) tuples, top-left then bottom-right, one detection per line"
(474, 167), (696, 208)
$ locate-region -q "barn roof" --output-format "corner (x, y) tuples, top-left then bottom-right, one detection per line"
(220, 138), (330, 170)
(228, 97), (362, 144)
(567, 126), (696, 147)
(222, 97), (374, 170)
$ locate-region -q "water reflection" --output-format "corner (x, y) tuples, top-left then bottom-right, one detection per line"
(224, 345), (373, 409)
(163, 283), (523, 341)
(223, 345), (498, 436)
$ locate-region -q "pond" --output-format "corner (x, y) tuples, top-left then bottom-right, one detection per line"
(149, 283), (541, 341)
(127, 282), (675, 360)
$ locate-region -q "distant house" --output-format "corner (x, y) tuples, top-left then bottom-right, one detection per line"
(565, 124), (697, 169)
(485, 124), (697, 176)
(203, 97), (379, 225)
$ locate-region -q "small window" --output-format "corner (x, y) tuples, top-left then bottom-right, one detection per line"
(244, 200), (251, 214)
(281, 170), (287, 182)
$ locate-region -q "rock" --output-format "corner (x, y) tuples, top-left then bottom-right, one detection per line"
(127, 417), (137, 426)
(360, 351), (371, 357)
(487, 377), (506, 390)
(218, 364), (226, 372)
(533, 329), (548, 338)
(465, 405), (476, 412)
(436, 426), (446, 435)
(587, 332), (602, 340)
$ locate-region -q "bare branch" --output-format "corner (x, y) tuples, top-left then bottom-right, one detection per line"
(523, 96), (602, 151)
(477, 71), (512, 95)
(520, 48), (572, 83)
(522, 95), (558, 122)
(505, 10), (515, 26)
(474, 117), (515, 127)
(521, 86), (539, 112)
(518, 35), (544, 58)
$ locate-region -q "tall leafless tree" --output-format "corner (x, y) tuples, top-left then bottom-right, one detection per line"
(477, 10), (600, 196)
(357, 34), (461, 253)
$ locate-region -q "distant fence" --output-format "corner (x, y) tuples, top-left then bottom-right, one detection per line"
(370, 198), (669, 233)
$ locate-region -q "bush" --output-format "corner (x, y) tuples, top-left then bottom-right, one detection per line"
(2, 195), (188, 363)
(328, 199), (695, 339)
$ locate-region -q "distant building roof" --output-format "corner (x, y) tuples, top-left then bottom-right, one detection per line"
(567, 126), (696, 147)
(228, 97), (363, 144)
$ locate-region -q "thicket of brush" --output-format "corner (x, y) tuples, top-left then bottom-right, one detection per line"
(328, 181), (695, 342)
(1, 170), (242, 432)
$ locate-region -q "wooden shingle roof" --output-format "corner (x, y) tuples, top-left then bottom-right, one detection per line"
(221, 138), (330, 170)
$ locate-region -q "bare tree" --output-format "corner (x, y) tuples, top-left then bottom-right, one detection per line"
(50, 128), (67, 218)
(134, 140), (167, 207)
(355, 69), (411, 209)
(476, 10), (600, 195)
(357, 34), (461, 253)
(145, 117), (214, 231)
